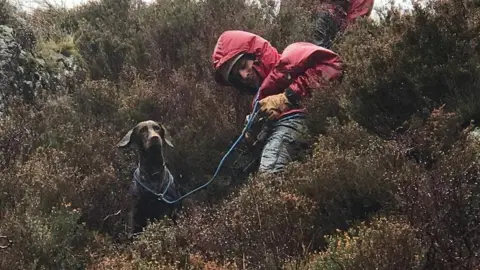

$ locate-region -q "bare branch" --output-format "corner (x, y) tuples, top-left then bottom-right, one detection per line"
(0, 235), (13, 249)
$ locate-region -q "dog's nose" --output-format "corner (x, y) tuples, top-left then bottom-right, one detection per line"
(149, 135), (161, 144)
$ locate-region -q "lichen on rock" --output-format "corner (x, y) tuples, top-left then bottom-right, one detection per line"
(0, 13), (85, 115)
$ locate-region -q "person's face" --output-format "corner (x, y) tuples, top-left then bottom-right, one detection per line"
(230, 57), (261, 90)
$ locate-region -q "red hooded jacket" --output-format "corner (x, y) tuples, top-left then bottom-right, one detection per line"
(347, 0), (374, 20)
(321, 0), (374, 31)
(212, 30), (343, 118)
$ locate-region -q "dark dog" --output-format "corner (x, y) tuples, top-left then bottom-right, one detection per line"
(117, 120), (182, 235)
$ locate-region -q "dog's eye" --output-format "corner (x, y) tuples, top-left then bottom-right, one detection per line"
(139, 126), (148, 133)
(153, 126), (161, 131)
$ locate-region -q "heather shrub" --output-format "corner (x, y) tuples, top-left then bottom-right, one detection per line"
(0, 185), (91, 269)
(303, 82), (346, 136)
(284, 119), (398, 233)
(0, 88), (134, 267)
(393, 104), (464, 168)
(122, 177), (317, 269)
(72, 0), (141, 81)
(0, 100), (40, 171)
(0, 96), (133, 220)
(294, 216), (426, 270)
(337, 0), (480, 136)
(0, 0), (14, 25)
(387, 117), (480, 268)
(27, 7), (78, 42)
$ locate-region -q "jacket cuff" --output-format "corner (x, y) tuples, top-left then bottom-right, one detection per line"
(284, 87), (301, 107)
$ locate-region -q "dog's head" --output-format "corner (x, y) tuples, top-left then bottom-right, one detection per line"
(117, 120), (174, 151)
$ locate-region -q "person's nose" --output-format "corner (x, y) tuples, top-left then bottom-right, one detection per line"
(239, 69), (250, 80)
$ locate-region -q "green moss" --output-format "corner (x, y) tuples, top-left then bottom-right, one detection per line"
(35, 35), (84, 69)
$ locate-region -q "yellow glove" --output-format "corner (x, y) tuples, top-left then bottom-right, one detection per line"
(258, 93), (293, 121)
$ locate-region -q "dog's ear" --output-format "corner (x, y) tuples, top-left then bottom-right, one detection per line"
(159, 123), (174, 148)
(117, 128), (135, 148)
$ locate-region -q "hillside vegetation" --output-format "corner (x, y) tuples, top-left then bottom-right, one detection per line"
(1, 0), (480, 269)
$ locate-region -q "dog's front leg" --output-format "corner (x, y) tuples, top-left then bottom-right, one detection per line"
(127, 206), (136, 237)
(127, 181), (143, 237)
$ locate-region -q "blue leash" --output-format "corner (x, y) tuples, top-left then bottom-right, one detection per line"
(133, 97), (304, 204)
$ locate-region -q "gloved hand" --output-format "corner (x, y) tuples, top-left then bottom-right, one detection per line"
(258, 92), (293, 121)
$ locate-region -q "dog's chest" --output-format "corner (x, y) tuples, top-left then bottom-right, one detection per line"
(131, 167), (175, 198)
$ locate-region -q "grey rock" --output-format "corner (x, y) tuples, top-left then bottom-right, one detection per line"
(0, 18), (85, 115)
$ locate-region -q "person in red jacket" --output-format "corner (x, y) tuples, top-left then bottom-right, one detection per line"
(212, 30), (343, 174)
(312, 0), (374, 48)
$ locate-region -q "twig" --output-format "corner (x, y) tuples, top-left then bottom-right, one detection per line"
(98, 210), (122, 231)
(103, 209), (122, 221)
(0, 235), (13, 249)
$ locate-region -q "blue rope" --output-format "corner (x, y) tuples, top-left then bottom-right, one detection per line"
(134, 96), (305, 204)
